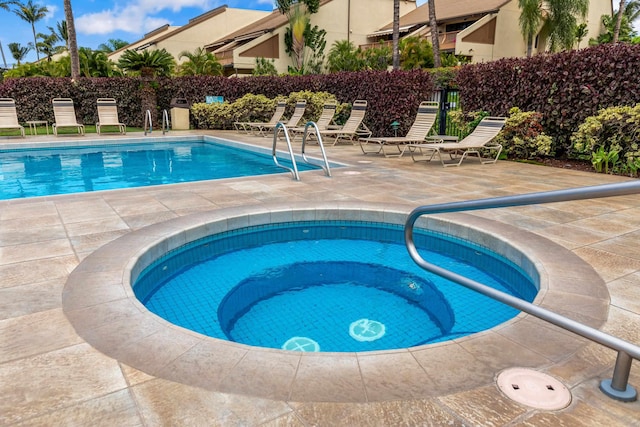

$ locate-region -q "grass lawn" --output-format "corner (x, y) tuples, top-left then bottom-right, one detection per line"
(0, 124), (144, 137)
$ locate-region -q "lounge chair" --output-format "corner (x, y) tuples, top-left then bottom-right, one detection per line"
(408, 116), (506, 167)
(96, 98), (126, 135)
(312, 100), (371, 146)
(234, 100), (287, 136)
(52, 98), (85, 136)
(0, 98), (25, 137)
(290, 100), (337, 138)
(358, 101), (439, 157)
(263, 99), (307, 136)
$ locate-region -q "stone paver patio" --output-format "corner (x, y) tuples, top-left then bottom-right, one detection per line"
(1, 130), (639, 425)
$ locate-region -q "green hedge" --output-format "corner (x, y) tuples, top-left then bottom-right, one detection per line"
(455, 43), (640, 155)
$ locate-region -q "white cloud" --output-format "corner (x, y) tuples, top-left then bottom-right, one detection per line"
(74, 0), (214, 35)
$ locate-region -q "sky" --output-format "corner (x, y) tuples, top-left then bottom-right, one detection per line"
(0, 0), (637, 67)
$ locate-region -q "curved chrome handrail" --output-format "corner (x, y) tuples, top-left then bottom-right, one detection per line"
(162, 109), (169, 135)
(405, 180), (640, 402)
(271, 123), (300, 180)
(143, 110), (152, 135)
(301, 121), (331, 177)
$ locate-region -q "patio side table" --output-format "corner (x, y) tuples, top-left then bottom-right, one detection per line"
(26, 120), (49, 135)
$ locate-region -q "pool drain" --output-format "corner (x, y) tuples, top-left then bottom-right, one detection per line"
(497, 368), (571, 410)
(282, 337), (320, 352)
(349, 319), (386, 342)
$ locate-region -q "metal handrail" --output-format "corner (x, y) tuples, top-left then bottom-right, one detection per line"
(271, 123), (300, 180)
(162, 109), (169, 135)
(143, 110), (152, 135)
(404, 180), (640, 402)
(301, 121), (331, 177)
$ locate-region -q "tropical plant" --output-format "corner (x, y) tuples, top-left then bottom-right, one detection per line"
(252, 57), (278, 76)
(492, 107), (554, 159)
(116, 48), (175, 77)
(13, 0), (49, 61)
(178, 47), (222, 76)
(590, 6), (637, 44)
(36, 31), (61, 61)
(78, 47), (115, 77)
(8, 42), (30, 66)
(276, 0), (325, 74)
(0, 1), (18, 11)
(48, 20), (67, 49)
(448, 110), (490, 138)
(574, 22), (588, 48)
(518, 0), (543, 57)
(97, 39), (129, 52)
(399, 36), (433, 69)
(361, 43), (391, 70)
(518, 0), (589, 52)
(327, 40), (362, 72)
(591, 146), (620, 173)
(543, 0), (589, 51)
(571, 104), (640, 168)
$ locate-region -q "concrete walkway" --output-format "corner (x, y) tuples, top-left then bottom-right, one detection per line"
(1, 131), (638, 425)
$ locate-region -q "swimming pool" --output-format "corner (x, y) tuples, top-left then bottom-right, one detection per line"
(134, 219), (537, 352)
(0, 136), (323, 200)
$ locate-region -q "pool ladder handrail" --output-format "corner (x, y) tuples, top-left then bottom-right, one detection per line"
(404, 180), (640, 402)
(300, 121), (332, 177)
(161, 109), (169, 135)
(271, 122), (332, 180)
(271, 122), (300, 180)
(143, 109), (169, 135)
(143, 109), (152, 135)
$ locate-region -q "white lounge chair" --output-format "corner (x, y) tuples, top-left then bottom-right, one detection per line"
(263, 99), (307, 136)
(291, 100), (337, 137)
(312, 100), (371, 145)
(235, 100), (287, 136)
(52, 98), (85, 136)
(409, 116), (506, 167)
(96, 98), (126, 135)
(359, 101), (439, 157)
(0, 98), (25, 137)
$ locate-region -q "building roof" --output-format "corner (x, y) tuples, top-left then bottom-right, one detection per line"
(206, 0), (334, 49)
(378, 0), (510, 31)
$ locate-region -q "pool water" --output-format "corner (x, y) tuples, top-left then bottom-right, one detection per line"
(0, 138), (317, 200)
(135, 221), (538, 353)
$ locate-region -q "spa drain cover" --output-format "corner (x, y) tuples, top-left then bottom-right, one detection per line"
(497, 368), (571, 410)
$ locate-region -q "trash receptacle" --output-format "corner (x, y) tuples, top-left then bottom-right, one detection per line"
(170, 98), (190, 130)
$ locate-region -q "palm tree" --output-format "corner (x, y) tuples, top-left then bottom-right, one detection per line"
(574, 22), (588, 48)
(178, 47), (222, 76)
(8, 42), (30, 66)
(327, 40), (362, 72)
(36, 31), (61, 61)
(428, 0), (441, 67)
(117, 48), (176, 77)
(97, 39), (129, 53)
(1, 0), (18, 10)
(518, 0), (543, 57)
(78, 47), (114, 77)
(13, 0), (49, 61)
(614, 0), (627, 43)
(518, 0), (589, 52)
(63, 0), (80, 79)
(392, 0), (399, 70)
(48, 20), (68, 49)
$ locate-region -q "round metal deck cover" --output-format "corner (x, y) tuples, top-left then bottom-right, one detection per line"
(497, 368), (571, 410)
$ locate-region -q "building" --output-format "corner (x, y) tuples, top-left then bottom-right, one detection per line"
(206, 0), (418, 76)
(367, 0), (613, 63)
(108, 6), (270, 64)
